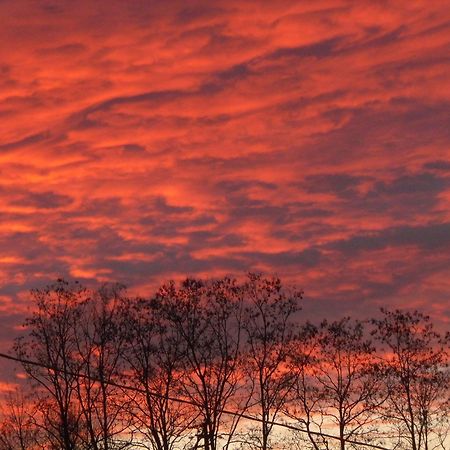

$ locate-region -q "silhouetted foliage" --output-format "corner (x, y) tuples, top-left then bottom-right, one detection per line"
(155, 277), (246, 450)
(372, 309), (450, 450)
(287, 318), (383, 450)
(3, 275), (449, 450)
(120, 295), (194, 450)
(13, 280), (87, 450)
(0, 389), (43, 450)
(240, 274), (302, 450)
(72, 284), (131, 450)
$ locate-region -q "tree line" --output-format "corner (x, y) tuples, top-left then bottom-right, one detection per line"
(0, 274), (448, 450)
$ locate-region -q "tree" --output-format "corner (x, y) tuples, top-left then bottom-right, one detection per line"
(287, 318), (383, 450)
(283, 322), (322, 450)
(0, 389), (43, 450)
(372, 309), (450, 450)
(13, 280), (132, 450)
(14, 279), (86, 450)
(241, 273), (302, 450)
(120, 295), (194, 450)
(73, 284), (131, 450)
(157, 276), (246, 450)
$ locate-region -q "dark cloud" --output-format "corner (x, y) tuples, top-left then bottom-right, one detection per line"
(0, 131), (50, 152)
(370, 173), (446, 196)
(227, 200), (290, 226)
(122, 143), (147, 154)
(303, 173), (366, 197)
(242, 248), (322, 269)
(142, 214), (217, 236)
(38, 42), (87, 55)
(328, 222), (450, 254)
(101, 251), (249, 284)
(302, 99), (450, 168)
(176, 6), (225, 24)
(70, 88), (188, 129)
(71, 197), (124, 218)
(216, 63), (252, 82)
(269, 36), (346, 60)
(0, 231), (46, 260)
(354, 172), (447, 218)
(216, 179), (277, 193)
(152, 197), (193, 214)
(423, 160), (450, 172)
(15, 191), (73, 209)
(347, 26), (406, 52)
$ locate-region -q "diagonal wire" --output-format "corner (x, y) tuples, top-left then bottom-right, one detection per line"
(0, 351), (391, 450)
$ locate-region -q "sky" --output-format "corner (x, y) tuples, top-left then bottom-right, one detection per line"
(0, 0), (450, 367)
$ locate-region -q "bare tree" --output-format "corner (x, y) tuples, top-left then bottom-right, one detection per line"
(158, 276), (246, 450)
(13, 279), (86, 450)
(9, 277), (449, 450)
(241, 273), (302, 450)
(73, 284), (132, 450)
(288, 318), (383, 450)
(284, 322), (323, 450)
(372, 309), (450, 450)
(0, 389), (43, 450)
(120, 295), (194, 450)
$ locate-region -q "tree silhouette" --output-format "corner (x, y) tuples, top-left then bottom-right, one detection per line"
(288, 318), (383, 450)
(6, 276), (450, 450)
(13, 280), (86, 450)
(0, 389), (42, 450)
(72, 284), (131, 450)
(241, 273), (302, 450)
(120, 295), (194, 450)
(372, 309), (450, 450)
(156, 276), (245, 450)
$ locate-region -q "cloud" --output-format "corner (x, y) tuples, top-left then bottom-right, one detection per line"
(15, 191), (73, 209)
(423, 160), (450, 172)
(0, 0), (449, 360)
(370, 173), (446, 196)
(328, 222), (450, 254)
(0, 131), (50, 153)
(303, 173), (366, 197)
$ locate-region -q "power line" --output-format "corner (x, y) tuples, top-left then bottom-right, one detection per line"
(0, 351), (391, 450)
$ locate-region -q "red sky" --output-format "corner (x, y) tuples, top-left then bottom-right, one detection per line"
(0, 0), (450, 363)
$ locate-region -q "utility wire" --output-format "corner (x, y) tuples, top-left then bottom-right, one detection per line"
(0, 351), (391, 450)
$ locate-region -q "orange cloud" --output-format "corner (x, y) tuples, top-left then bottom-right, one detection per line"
(0, 0), (449, 382)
